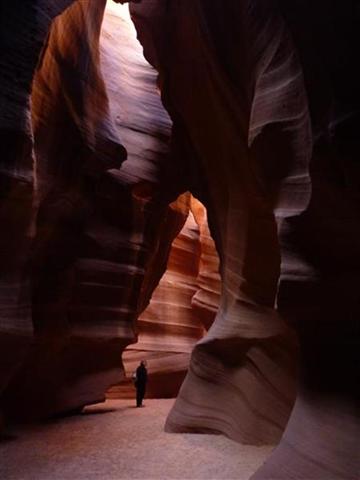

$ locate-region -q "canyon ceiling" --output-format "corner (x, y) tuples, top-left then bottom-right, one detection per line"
(0, 1), (359, 479)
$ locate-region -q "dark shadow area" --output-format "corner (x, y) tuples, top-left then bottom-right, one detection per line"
(0, 433), (18, 444)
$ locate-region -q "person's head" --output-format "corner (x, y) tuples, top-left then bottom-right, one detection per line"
(140, 360), (147, 367)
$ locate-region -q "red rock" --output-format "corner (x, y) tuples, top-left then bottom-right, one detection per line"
(131, 1), (359, 477)
(0, 1), (359, 478)
(108, 198), (220, 399)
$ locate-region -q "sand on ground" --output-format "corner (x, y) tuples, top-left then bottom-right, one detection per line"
(0, 399), (272, 480)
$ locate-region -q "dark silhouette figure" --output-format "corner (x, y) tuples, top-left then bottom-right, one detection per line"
(135, 361), (148, 407)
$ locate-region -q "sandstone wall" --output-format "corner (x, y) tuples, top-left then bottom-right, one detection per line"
(131, 0), (308, 445)
(108, 198), (221, 399)
(0, 2), (358, 479)
(0, 0), (188, 421)
(0, 0), (79, 422)
(131, 1), (359, 478)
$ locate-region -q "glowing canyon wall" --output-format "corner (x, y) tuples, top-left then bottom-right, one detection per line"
(130, 1), (360, 478)
(0, 1), (359, 479)
(0, 0), (189, 421)
(108, 197), (220, 399)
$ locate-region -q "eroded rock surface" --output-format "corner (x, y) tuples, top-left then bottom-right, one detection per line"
(0, 1), (359, 479)
(0, 0), (188, 421)
(131, 0), (308, 446)
(0, 0), (79, 419)
(131, 0), (360, 477)
(108, 199), (220, 399)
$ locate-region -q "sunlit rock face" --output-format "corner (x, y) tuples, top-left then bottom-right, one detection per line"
(108, 198), (220, 399)
(190, 197), (221, 331)
(0, 0), (191, 421)
(0, 1), (358, 478)
(1, 0), (129, 421)
(131, 0), (308, 445)
(131, 0), (359, 477)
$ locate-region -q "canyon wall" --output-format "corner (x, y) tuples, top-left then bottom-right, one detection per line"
(131, 1), (360, 478)
(0, 0), (80, 423)
(0, 0), (189, 421)
(0, 1), (358, 479)
(131, 0), (309, 445)
(108, 197), (220, 399)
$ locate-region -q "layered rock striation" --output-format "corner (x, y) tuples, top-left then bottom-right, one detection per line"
(0, 0), (189, 421)
(108, 198), (220, 399)
(131, 1), (360, 478)
(0, 1), (359, 479)
(0, 0), (81, 422)
(131, 0), (309, 446)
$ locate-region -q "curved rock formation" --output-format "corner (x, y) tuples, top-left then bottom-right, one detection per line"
(252, 2), (360, 478)
(108, 197), (220, 399)
(191, 197), (221, 331)
(1, 0), (130, 421)
(0, 0), (79, 420)
(131, 0), (359, 478)
(108, 209), (204, 399)
(0, 1), (359, 478)
(131, 0), (309, 445)
(0, 0), (187, 421)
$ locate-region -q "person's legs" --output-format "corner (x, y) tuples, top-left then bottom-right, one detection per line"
(136, 384), (145, 407)
(136, 386), (142, 407)
(141, 385), (146, 406)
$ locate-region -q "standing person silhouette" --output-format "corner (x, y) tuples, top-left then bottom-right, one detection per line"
(135, 360), (148, 407)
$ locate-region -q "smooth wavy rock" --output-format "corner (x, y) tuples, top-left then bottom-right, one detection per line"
(131, 0), (309, 445)
(252, 2), (360, 478)
(0, 1), (358, 478)
(0, 0), (79, 419)
(191, 197), (221, 331)
(131, 0), (359, 477)
(109, 210), (204, 399)
(108, 199), (220, 399)
(1, 0), (129, 421)
(0, 0), (186, 421)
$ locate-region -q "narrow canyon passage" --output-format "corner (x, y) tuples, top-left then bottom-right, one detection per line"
(1, 400), (272, 480)
(0, 1), (359, 479)
(108, 196), (220, 400)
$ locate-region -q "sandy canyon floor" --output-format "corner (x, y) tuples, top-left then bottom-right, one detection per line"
(0, 399), (272, 480)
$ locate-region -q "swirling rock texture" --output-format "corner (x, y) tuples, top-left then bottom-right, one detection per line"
(0, 0), (189, 422)
(108, 199), (220, 399)
(0, 0), (79, 423)
(108, 210), (203, 399)
(0, 1), (359, 479)
(130, 1), (360, 479)
(191, 197), (221, 331)
(131, 0), (308, 446)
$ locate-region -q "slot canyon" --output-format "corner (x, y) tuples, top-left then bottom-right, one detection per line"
(0, 1), (359, 479)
